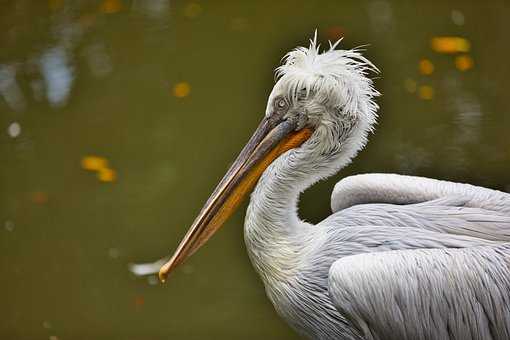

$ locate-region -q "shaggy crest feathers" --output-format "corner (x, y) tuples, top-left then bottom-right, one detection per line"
(275, 34), (380, 128)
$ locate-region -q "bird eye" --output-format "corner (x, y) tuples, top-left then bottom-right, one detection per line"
(275, 97), (289, 112)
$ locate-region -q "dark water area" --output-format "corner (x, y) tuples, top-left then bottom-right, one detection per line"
(1, 1), (509, 339)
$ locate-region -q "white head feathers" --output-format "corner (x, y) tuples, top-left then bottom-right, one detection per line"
(269, 34), (380, 130)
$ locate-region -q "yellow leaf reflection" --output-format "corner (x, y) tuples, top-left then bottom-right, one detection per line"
(418, 85), (434, 100)
(100, 0), (123, 14)
(419, 59), (434, 75)
(455, 55), (474, 71)
(30, 191), (49, 205)
(173, 82), (191, 98)
(97, 168), (117, 182)
(431, 37), (470, 54)
(81, 156), (108, 171)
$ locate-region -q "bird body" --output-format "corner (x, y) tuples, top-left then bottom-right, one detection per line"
(246, 170), (510, 339)
(154, 35), (510, 340)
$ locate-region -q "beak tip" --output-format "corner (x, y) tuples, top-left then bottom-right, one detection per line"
(158, 257), (176, 283)
(158, 268), (168, 283)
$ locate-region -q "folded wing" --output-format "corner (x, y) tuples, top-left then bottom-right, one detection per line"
(327, 174), (510, 242)
(328, 244), (510, 340)
(331, 174), (510, 214)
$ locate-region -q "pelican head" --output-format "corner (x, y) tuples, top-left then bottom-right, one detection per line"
(159, 35), (379, 282)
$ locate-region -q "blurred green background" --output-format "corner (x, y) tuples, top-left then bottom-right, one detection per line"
(1, 0), (509, 339)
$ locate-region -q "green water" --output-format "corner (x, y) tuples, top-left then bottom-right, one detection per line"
(1, 1), (509, 339)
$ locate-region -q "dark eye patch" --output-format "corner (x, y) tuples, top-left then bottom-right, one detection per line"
(274, 96), (289, 113)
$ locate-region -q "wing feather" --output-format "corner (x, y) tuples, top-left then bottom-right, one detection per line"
(328, 244), (510, 340)
(331, 174), (510, 214)
(323, 197), (510, 242)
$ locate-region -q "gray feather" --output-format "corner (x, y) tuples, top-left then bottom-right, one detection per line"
(329, 244), (510, 340)
(332, 174), (510, 214)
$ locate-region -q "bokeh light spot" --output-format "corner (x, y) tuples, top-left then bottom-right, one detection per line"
(451, 10), (465, 26)
(418, 85), (434, 100)
(455, 55), (474, 72)
(7, 122), (21, 138)
(4, 220), (14, 232)
(100, 0), (123, 14)
(97, 168), (117, 182)
(419, 59), (434, 75)
(31, 192), (49, 205)
(431, 37), (470, 54)
(81, 156), (108, 171)
(173, 82), (191, 98)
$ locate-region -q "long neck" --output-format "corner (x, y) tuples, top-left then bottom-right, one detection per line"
(244, 124), (366, 282)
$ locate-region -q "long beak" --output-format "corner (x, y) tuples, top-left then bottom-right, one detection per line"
(159, 116), (313, 282)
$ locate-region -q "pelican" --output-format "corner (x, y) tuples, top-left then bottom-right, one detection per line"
(151, 35), (510, 339)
